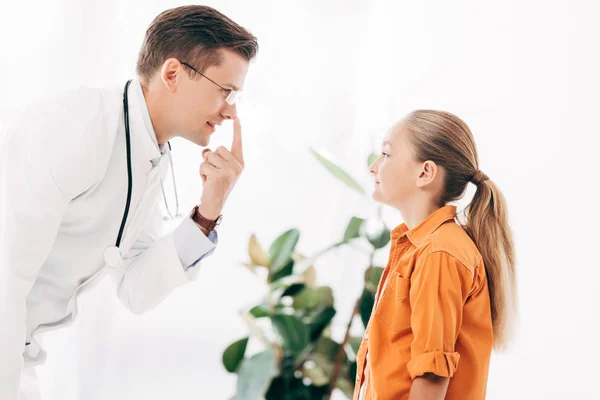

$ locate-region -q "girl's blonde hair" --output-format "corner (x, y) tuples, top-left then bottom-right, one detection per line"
(404, 110), (516, 349)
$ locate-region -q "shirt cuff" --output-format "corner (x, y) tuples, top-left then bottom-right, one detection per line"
(407, 351), (460, 379)
(173, 216), (218, 269)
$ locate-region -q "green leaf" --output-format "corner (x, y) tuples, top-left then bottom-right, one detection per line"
(249, 305), (271, 318)
(269, 229), (300, 275)
(266, 376), (320, 399)
(362, 219), (391, 249)
(236, 347), (279, 400)
(313, 336), (341, 361)
(316, 287), (334, 308)
(269, 259), (295, 283)
(222, 337), (249, 373)
(359, 289), (375, 328)
(368, 228), (391, 249)
(302, 265), (317, 287)
(343, 216), (365, 241)
(269, 274), (302, 291)
(293, 287), (334, 311)
(271, 313), (310, 356)
(310, 147), (365, 195)
(267, 270), (300, 309)
(364, 266), (385, 293)
(293, 288), (319, 310)
(248, 234), (270, 267)
(281, 283), (305, 297)
(367, 152), (379, 167)
(305, 306), (336, 341)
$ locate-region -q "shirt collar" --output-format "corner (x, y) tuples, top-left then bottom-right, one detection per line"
(393, 205), (457, 247)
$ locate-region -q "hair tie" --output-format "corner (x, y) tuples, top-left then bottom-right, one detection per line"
(471, 170), (489, 185)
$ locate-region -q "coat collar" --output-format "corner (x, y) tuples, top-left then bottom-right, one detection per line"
(125, 79), (169, 166)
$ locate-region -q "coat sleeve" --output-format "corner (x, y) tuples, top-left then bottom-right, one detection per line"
(0, 106), (98, 399)
(110, 204), (217, 315)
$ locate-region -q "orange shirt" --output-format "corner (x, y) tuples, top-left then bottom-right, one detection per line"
(354, 206), (493, 400)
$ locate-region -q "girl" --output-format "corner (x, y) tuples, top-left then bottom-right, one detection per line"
(354, 110), (516, 400)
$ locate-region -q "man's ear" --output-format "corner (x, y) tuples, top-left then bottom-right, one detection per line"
(416, 160), (439, 188)
(160, 58), (182, 92)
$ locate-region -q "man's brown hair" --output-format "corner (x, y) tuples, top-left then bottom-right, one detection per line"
(136, 5), (258, 82)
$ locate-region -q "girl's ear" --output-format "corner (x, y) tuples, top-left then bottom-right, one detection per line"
(416, 160), (438, 188)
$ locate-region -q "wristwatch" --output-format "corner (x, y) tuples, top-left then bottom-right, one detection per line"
(191, 205), (222, 232)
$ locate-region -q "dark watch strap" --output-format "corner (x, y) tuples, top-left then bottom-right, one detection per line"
(191, 205), (222, 232)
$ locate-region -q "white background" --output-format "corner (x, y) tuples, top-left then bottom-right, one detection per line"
(1, 0), (599, 399)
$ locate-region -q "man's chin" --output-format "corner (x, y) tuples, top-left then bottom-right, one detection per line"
(198, 135), (211, 147)
(186, 131), (211, 147)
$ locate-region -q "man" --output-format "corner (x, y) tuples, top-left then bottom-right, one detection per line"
(0, 5), (258, 399)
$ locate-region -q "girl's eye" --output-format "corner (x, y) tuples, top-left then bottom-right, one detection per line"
(381, 152), (389, 157)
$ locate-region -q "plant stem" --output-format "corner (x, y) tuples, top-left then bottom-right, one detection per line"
(325, 298), (360, 400)
(313, 240), (347, 258)
(326, 249), (376, 399)
(239, 311), (271, 347)
(294, 240), (348, 272)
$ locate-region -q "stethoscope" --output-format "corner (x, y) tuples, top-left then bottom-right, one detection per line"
(103, 80), (180, 269)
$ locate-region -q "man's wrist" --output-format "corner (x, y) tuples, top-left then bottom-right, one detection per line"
(191, 204), (223, 235)
(194, 221), (209, 236)
(197, 203), (222, 220)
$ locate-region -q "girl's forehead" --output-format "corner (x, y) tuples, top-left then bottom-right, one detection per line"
(383, 122), (408, 144)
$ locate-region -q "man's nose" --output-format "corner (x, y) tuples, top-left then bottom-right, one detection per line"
(221, 102), (238, 120)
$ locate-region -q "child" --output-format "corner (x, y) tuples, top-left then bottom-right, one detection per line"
(354, 110), (516, 400)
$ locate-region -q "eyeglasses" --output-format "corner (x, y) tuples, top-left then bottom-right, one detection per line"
(180, 61), (242, 106)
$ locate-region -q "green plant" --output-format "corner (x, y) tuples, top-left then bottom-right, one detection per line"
(222, 149), (391, 400)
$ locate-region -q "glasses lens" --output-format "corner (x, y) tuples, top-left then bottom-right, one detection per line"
(226, 91), (242, 106)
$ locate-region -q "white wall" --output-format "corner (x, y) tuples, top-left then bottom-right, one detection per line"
(1, 0), (599, 399)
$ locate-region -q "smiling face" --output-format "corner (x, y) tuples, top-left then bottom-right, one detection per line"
(134, 5), (258, 146)
(162, 50), (249, 146)
(369, 121), (425, 208)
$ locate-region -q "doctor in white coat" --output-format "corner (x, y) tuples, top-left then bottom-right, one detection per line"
(0, 5), (258, 399)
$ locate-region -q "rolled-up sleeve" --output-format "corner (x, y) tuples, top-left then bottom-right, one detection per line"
(407, 250), (473, 379)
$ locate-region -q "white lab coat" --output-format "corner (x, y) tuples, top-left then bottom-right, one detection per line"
(0, 80), (217, 399)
